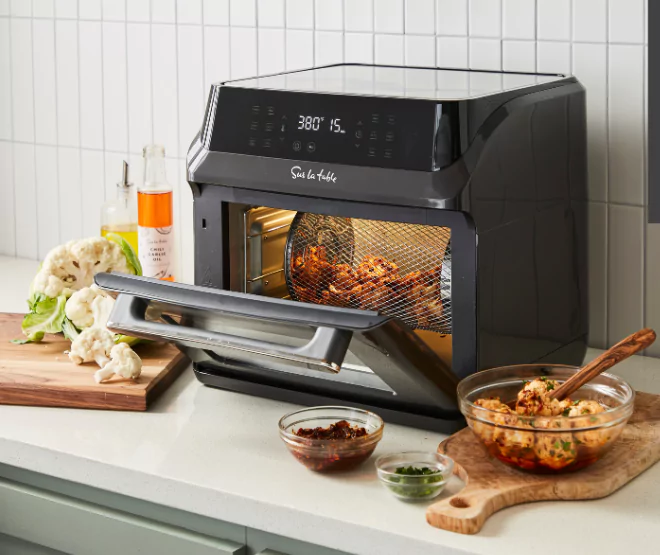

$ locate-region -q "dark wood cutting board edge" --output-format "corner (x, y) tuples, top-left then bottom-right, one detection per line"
(0, 312), (189, 411)
(426, 391), (660, 535)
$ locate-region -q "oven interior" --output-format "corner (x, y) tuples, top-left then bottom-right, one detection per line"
(224, 204), (453, 372)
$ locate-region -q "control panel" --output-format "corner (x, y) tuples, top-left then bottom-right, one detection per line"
(210, 87), (441, 171)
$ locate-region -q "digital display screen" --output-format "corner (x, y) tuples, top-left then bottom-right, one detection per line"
(297, 115), (346, 134)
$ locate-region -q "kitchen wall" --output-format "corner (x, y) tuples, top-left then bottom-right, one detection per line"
(0, 0), (652, 353)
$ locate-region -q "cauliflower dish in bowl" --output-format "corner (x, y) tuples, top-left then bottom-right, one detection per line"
(457, 365), (634, 473)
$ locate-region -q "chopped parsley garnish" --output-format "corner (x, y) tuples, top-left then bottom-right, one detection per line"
(554, 441), (560, 449)
(562, 441), (572, 451)
(582, 408), (590, 414)
(573, 400), (581, 406)
(590, 416), (598, 423)
(562, 408), (571, 417)
(386, 466), (445, 499)
(546, 381), (555, 391)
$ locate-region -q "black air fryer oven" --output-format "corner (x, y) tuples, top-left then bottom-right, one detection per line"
(98, 64), (588, 432)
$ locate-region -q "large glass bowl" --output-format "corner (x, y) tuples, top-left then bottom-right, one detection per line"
(457, 365), (635, 473)
(279, 406), (384, 472)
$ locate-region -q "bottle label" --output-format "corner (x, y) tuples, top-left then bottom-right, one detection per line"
(138, 225), (174, 280)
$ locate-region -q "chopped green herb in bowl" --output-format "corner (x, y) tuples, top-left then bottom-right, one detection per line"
(376, 453), (454, 502)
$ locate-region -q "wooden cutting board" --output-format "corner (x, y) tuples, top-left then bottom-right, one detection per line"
(427, 391), (660, 534)
(0, 313), (188, 411)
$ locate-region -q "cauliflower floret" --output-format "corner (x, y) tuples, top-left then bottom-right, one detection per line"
(94, 343), (142, 383)
(65, 285), (113, 329)
(534, 431), (578, 470)
(68, 327), (115, 367)
(567, 400), (607, 448)
(32, 237), (131, 298)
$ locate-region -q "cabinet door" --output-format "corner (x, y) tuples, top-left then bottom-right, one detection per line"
(247, 529), (351, 555)
(0, 478), (246, 555)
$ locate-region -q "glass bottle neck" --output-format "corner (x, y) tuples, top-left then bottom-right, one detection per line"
(142, 155), (169, 191)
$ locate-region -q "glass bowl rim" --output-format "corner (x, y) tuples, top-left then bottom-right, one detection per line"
(278, 405), (384, 444)
(375, 451), (454, 479)
(457, 364), (635, 429)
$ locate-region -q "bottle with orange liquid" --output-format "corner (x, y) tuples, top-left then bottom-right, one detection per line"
(138, 145), (174, 281)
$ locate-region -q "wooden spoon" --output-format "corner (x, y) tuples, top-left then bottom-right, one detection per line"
(551, 328), (656, 401)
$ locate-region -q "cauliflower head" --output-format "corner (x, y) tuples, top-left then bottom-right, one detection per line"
(65, 285), (113, 329)
(32, 237), (134, 299)
(68, 327), (115, 367)
(94, 343), (143, 383)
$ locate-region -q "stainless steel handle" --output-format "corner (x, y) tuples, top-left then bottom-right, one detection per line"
(108, 294), (352, 374)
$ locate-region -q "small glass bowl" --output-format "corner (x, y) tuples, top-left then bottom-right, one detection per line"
(279, 406), (384, 472)
(458, 364), (635, 473)
(376, 452), (454, 501)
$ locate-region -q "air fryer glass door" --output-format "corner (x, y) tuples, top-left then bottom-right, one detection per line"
(96, 273), (459, 419)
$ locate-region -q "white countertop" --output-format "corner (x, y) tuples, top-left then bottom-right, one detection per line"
(1, 256), (659, 555)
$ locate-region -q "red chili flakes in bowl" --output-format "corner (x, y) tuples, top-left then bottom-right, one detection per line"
(293, 419), (369, 440)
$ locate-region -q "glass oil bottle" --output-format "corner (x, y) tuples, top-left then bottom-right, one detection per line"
(101, 161), (138, 252)
(138, 145), (175, 281)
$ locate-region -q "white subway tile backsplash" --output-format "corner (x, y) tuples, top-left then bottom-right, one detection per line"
(33, 0), (54, 18)
(573, 43), (607, 202)
(344, 0), (372, 33)
(375, 34), (404, 65)
(469, 0), (501, 38)
(126, 0), (149, 22)
(80, 149), (105, 237)
(102, 0), (124, 21)
(55, 0), (76, 19)
(11, 0), (32, 17)
(102, 21), (128, 152)
(502, 0), (534, 40)
(573, 0), (607, 43)
(13, 142), (37, 259)
(315, 0), (343, 31)
(151, 24), (179, 157)
(55, 20), (80, 147)
(374, 0), (403, 34)
(502, 40), (535, 72)
(177, 26), (205, 156)
(0, 0), (7, 16)
(609, 0), (644, 44)
(32, 19), (58, 145)
(57, 146), (82, 243)
(103, 150), (125, 202)
(79, 0), (100, 20)
(405, 0), (435, 35)
(258, 28), (285, 73)
(436, 0), (467, 36)
(285, 29), (313, 70)
(404, 35), (435, 66)
(152, 0), (175, 23)
(204, 26), (230, 92)
(537, 0), (570, 41)
(286, 0), (313, 29)
(203, 0), (229, 25)
(0, 19), (12, 141)
(178, 0), (202, 24)
(344, 32), (373, 64)
(230, 0), (256, 26)
(436, 36), (468, 68)
(469, 38), (501, 70)
(34, 145), (60, 258)
(586, 202), (607, 348)
(78, 21), (104, 149)
(608, 204), (644, 344)
(10, 19), (35, 143)
(608, 44), (644, 206)
(536, 41), (571, 75)
(315, 31), (343, 66)
(230, 26), (257, 77)
(0, 142), (15, 256)
(127, 23), (152, 154)
(258, 0), (284, 27)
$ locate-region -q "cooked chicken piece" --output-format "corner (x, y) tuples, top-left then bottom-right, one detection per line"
(359, 281), (396, 311)
(333, 264), (356, 289)
(356, 256), (399, 283)
(320, 283), (363, 307)
(534, 431), (577, 470)
(291, 245), (336, 293)
(515, 377), (571, 416)
(566, 400), (608, 448)
(412, 298), (443, 329)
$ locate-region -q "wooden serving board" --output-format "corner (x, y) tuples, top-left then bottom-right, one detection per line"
(427, 392), (660, 534)
(0, 313), (188, 411)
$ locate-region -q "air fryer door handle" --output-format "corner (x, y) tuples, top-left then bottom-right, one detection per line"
(108, 294), (352, 374)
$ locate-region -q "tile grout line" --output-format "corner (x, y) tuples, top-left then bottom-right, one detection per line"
(7, 10), (16, 256)
(29, 12), (40, 258)
(149, 0), (155, 146)
(605, 0), (611, 346)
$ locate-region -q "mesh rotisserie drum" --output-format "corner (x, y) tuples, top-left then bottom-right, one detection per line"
(285, 213), (452, 334)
